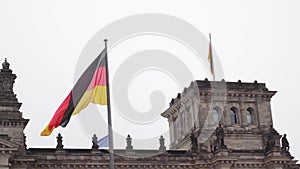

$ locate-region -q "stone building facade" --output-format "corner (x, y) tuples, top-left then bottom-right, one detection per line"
(0, 59), (299, 169)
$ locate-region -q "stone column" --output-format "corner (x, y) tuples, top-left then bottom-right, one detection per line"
(168, 117), (174, 145)
(0, 154), (10, 169)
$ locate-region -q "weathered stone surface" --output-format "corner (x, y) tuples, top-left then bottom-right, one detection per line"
(0, 60), (299, 169)
(161, 79), (299, 168)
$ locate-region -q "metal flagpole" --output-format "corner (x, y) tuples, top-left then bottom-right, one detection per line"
(209, 33), (216, 81)
(104, 39), (115, 169)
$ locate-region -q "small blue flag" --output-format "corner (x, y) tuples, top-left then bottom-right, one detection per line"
(97, 135), (109, 148)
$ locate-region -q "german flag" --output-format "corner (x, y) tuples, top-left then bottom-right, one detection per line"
(208, 33), (215, 80)
(41, 49), (107, 136)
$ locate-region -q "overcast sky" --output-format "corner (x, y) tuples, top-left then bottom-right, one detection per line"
(0, 0), (299, 159)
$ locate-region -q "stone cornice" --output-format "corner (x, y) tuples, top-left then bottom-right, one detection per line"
(0, 118), (29, 127)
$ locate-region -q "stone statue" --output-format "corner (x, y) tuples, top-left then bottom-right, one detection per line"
(126, 134), (133, 151)
(216, 124), (225, 146)
(91, 134), (99, 150)
(215, 124), (227, 150)
(190, 128), (198, 152)
(56, 133), (64, 152)
(266, 132), (275, 151)
(125, 134), (134, 155)
(281, 134), (290, 152)
(159, 135), (166, 152)
(265, 125), (277, 152)
(2, 58), (10, 70)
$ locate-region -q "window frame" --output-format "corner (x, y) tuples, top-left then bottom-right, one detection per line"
(212, 107), (221, 124)
(229, 107), (238, 124)
(246, 108), (254, 124)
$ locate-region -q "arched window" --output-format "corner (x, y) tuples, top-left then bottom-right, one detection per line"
(246, 108), (254, 124)
(212, 108), (220, 124)
(229, 108), (238, 124)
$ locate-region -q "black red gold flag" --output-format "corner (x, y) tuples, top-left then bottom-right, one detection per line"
(41, 49), (107, 136)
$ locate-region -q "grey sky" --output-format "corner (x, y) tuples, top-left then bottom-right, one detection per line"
(0, 0), (299, 159)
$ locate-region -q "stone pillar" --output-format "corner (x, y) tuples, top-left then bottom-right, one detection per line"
(257, 100), (273, 127)
(0, 154), (10, 169)
(125, 135), (134, 155)
(174, 118), (179, 143)
(168, 117), (174, 145)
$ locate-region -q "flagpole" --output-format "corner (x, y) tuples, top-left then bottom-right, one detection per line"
(209, 33), (216, 81)
(104, 39), (115, 169)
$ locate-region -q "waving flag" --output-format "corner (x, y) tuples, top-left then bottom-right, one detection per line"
(208, 33), (215, 80)
(41, 49), (107, 136)
(98, 135), (109, 148)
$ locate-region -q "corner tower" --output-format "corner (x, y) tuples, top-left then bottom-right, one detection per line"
(162, 79), (278, 151)
(0, 58), (28, 147)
